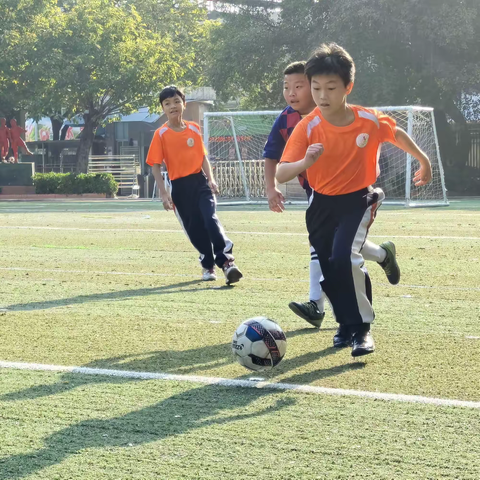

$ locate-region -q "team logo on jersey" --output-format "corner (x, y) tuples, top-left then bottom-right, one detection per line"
(356, 133), (369, 148)
(187, 138), (195, 147)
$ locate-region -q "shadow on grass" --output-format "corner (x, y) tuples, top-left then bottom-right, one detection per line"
(0, 328), (364, 478)
(0, 380), (295, 479)
(5, 279), (230, 312)
(0, 327), (332, 403)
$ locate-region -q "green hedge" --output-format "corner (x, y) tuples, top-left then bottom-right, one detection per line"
(33, 173), (118, 195)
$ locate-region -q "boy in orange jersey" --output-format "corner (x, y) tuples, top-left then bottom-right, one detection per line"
(146, 86), (243, 285)
(277, 44), (432, 356)
(264, 61), (400, 329)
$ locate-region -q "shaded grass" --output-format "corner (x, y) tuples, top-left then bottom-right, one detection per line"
(1, 369), (480, 480)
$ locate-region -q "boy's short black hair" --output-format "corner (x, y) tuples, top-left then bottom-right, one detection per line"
(305, 43), (355, 87)
(159, 85), (186, 106)
(283, 61), (306, 76)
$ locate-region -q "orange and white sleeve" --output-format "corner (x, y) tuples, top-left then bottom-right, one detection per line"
(146, 130), (164, 166)
(280, 123), (309, 164)
(375, 111), (397, 144)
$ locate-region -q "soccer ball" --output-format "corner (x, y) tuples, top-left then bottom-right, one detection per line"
(232, 317), (287, 371)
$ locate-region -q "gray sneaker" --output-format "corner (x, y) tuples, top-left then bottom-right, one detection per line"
(222, 261), (243, 285)
(379, 241), (400, 285)
(288, 301), (325, 328)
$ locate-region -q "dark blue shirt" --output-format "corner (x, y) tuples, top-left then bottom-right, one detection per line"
(263, 106), (311, 195)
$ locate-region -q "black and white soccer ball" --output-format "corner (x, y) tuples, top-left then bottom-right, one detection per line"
(232, 317), (287, 371)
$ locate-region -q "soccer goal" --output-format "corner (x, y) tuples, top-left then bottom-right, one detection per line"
(203, 107), (449, 207)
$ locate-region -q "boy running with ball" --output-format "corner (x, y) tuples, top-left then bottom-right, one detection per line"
(264, 61), (401, 328)
(277, 44), (432, 356)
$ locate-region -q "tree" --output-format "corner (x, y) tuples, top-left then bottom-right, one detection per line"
(208, 0), (480, 168)
(0, 0), (58, 118)
(207, 0), (330, 109)
(326, 0), (480, 170)
(1, 0), (210, 172)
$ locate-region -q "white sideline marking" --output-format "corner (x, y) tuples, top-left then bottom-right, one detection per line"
(1, 360), (479, 410)
(1, 266), (479, 293)
(1, 226), (479, 241)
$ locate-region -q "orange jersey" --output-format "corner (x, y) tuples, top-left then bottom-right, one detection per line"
(146, 121), (207, 181)
(280, 106), (397, 195)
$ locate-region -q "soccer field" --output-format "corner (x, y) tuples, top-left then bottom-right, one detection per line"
(0, 199), (479, 479)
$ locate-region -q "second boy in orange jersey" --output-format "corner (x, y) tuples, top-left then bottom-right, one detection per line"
(277, 44), (432, 356)
(146, 86), (243, 285)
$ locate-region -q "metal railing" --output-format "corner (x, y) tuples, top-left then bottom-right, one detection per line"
(88, 155), (139, 196)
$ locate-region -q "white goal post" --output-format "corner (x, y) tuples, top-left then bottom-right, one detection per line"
(203, 107), (449, 207)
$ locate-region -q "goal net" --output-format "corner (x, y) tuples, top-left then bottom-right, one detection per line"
(203, 107), (449, 207)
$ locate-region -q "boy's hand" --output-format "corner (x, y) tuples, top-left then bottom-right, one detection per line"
(266, 186), (285, 213)
(208, 180), (220, 195)
(413, 161), (432, 186)
(304, 143), (324, 168)
(161, 193), (174, 211)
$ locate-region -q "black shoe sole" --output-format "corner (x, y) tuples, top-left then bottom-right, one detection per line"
(288, 302), (324, 328)
(351, 347), (375, 357)
(333, 340), (352, 348)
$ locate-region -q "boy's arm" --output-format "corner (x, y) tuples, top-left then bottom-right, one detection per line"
(263, 117), (287, 212)
(202, 156), (219, 194)
(264, 158), (285, 212)
(152, 163), (173, 211)
(393, 127), (432, 186)
(276, 144), (324, 184)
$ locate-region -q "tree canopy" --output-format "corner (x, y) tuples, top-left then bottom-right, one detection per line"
(1, 0), (479, 174)
(207, 0), (480, 169)
(208, 0), (480, 116)
(0, 0), (210, 171)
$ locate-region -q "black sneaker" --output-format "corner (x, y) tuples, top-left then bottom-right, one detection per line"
(288, 301), (325, 328)
(351, 325), (375, 357)
(378, 241), (400, 285)
(333, 324), (352, 348)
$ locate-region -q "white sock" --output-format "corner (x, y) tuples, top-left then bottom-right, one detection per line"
(362, 240), (387, 263)
(309, 248), (325, 312)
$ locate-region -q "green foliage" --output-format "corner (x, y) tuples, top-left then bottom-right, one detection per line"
(207, 0), (480, 118)
(0, 0), (58, 116)
(2, 0), (211, 118)
(32, 172), (62, 194)
(33, 172), (118, 195)
(1, 0), (211, 171)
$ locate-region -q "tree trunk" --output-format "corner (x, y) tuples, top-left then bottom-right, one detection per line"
(60, 124), (69, 141)
(76, 118), (97, 173)
(50, 117), (63, 141)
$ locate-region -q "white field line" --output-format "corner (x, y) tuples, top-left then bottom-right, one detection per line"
(0, 225), (479, 241)
(1, 360), (479, 410)
(1, 266), (479, 293)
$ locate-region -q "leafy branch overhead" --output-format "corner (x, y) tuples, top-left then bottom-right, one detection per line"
(208, 0), (480, 117)
(0, 0), (210, 172)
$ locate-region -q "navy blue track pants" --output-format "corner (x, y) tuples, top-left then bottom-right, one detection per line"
(170, 172), (234, 269)
(306, 187), (384, 325)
